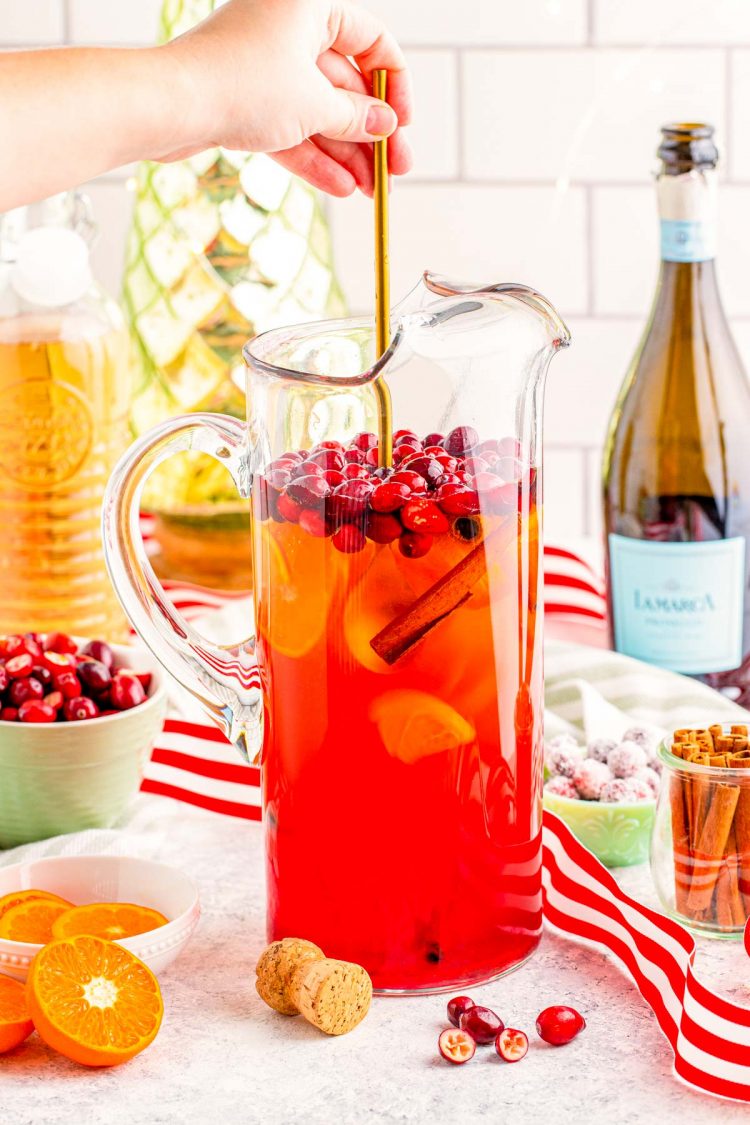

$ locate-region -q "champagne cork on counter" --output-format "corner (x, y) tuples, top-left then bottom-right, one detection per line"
(256, 938), (372, 1036)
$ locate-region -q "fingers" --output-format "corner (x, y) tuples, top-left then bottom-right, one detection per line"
(312, 134), (374, 196)
(325, 0), (413, 126)
(316, 81), (398, 144)
(271, 139), (357, 197)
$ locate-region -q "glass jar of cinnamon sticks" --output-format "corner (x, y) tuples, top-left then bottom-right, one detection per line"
(651, 723), (750, 937)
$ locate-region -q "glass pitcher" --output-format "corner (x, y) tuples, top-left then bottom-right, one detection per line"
(103, 273), (570, 993)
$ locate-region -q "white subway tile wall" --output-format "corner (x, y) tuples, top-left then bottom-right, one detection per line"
(3, 0), (750, 542)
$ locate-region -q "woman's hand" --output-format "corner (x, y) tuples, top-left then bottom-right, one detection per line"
(164, 0), (413, 196)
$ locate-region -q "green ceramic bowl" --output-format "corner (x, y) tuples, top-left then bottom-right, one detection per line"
(0, 644), (167, 848)
(543, 790), (656, 867)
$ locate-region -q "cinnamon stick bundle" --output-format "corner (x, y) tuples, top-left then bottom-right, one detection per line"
(669, 724), (750, 932)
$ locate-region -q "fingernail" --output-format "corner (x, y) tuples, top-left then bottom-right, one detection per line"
(366, 104), (396, 137)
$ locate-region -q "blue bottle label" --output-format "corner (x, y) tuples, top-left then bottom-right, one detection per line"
(660, 219), (715, 263)
(608, 534), (746, 674)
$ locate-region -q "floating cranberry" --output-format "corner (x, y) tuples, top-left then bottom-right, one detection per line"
(389, 470), (426, 493)
(44, 691), (64, 713)
(110, 673), (146, 711)
(289, 460), (323, 481)
(265, 469), (291, 492)
(343, 464), (369, 480)
(435, 484), (480, 516)
(535, 1006), (586, 1046)
(6, 654), (33, 679)
(82, 640), (115, 670)
(492, 456), (522, 482)
(401, 498), (450, 535)
(495, 1028), (529, 1062)
(44, 632), (78, 655)
(53, 671), (82, 700)
(434, 453), (458, 473)
(438, 1028), (476, 1065)
(331, 524), (367, 554)
(267, 456), (297, 474)
(314, 440), (345, 454)
(299, 509), (331, 538)
(276, 491), (303, 523)
(459, 1006), (504, 1044)
(322, 469), (346, 489)
(443, 425), (479, 457)
(0, 706), (18, 722)
(393, 428), (419, 445)
(286, 475), (330, 507)
(392, 445), (418, 465)
(453, 516), (483, 542)
(78, 659), (112, 696)
(404, 455), (443, 487)
(463, 456), (488, 477)
(63, 696), (100, 721)
(447, 996), (475, 1028)
(306, 449), (345, 472)
(424, 431), (444, 447)
(18, 700), (56, 723)
(496, 436), (522, 460)
(365, 512), (402, 543)
(364, 447), (381, 467)
(344, 448), (365, 464)
(329, 479), (374, 522)
(371, 481), (411, 513)
(281, 449), (305, 463)
(8, 677), (44, 707)
(399, 532), (432, 559)
(352, 431), (378, 451)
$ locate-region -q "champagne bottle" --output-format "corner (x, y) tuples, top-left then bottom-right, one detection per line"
(603, 123), (750, 701)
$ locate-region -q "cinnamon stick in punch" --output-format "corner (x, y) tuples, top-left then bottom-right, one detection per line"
(370, 521), (513, 665)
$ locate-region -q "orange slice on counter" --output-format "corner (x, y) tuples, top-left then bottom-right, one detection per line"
(0, 898), (74, 944)
(0, 975), (34, 1054)
(0, 889), (72, 924)
(52, 903), (168, 942)
(370, 689), (476, 765)
(26, 935), (163, 1067)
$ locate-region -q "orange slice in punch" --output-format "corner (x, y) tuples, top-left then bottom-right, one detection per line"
(0, 975), (34, 1054)
(52, 903), (168, 942)
(26, 935), (164, 1067)
(0, 889), (72, 924)
(0, 898), (73, 943)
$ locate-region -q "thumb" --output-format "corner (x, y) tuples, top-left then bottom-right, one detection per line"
(316, 85), (398, 143)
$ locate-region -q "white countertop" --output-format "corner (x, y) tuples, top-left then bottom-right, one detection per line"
(3, 794), (748, 1125)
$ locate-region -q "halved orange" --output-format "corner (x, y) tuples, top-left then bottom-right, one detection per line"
(52, 903), (168, 942)
(370, 689), (476, 764)
(0, 974), (34, 1053)
(0, 889), (72, 924)
(26, 935), (163, 1067)
(0, 898), (74, 943)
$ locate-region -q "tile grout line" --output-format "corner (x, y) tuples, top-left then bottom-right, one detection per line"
(62, 0), (71, 44)
(726, 47), (734, 179)
(587, 0), (595, 46)
(455, 50), (466, 180)
(585, 184), (595, 316)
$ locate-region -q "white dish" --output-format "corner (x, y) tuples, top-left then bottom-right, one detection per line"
(0, 854), (200, 981)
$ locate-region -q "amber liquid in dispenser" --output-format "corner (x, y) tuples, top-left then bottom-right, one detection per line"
(0, 312), (131, 637)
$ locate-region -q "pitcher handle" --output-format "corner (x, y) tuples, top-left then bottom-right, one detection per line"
(102, 413), (261, 762)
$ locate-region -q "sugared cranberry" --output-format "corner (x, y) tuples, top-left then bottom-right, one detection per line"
(6, 654), (33, 679)
(495, 1028), (529, 1062)
(18, 700), (56, 723)
(44, 632), (78, 655)
(8, 677), (44, 707)
(399, 532), (432, 559)
(78, 660), (112, 696)
(438, 1028), (476, 1065)
(286, 475), (330, 506)
(435, 484), (480, 516)
(81, 640), (115, 670)
(458, 1006), (504, 1045)
(443, 425), (479, 457)
(365, 512), (402, 543)
(44, 691), (64, 712)
(299, 509), (331, 538)
(400, 498), (450, 535)
(53, 671), (82, 700)
(371, 481), (411, 513)
(535, 1006), (585, 1046)
(63, 696), (100, 721)
(0, 706), (18, 722)
(110, 673), (146, 711)
(276, 491), (302, 523)
(31, 665), (53, 690)
(331, 524), (367, 554)
(447, 996), (475, 1028)
(424, 431), (444, 447)
(352, 431), (378, 451)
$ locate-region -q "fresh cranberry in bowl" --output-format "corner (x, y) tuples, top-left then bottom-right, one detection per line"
(110, 673), (146, 711)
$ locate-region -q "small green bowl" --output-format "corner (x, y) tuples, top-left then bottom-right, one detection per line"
(543, 790), (656, 867)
